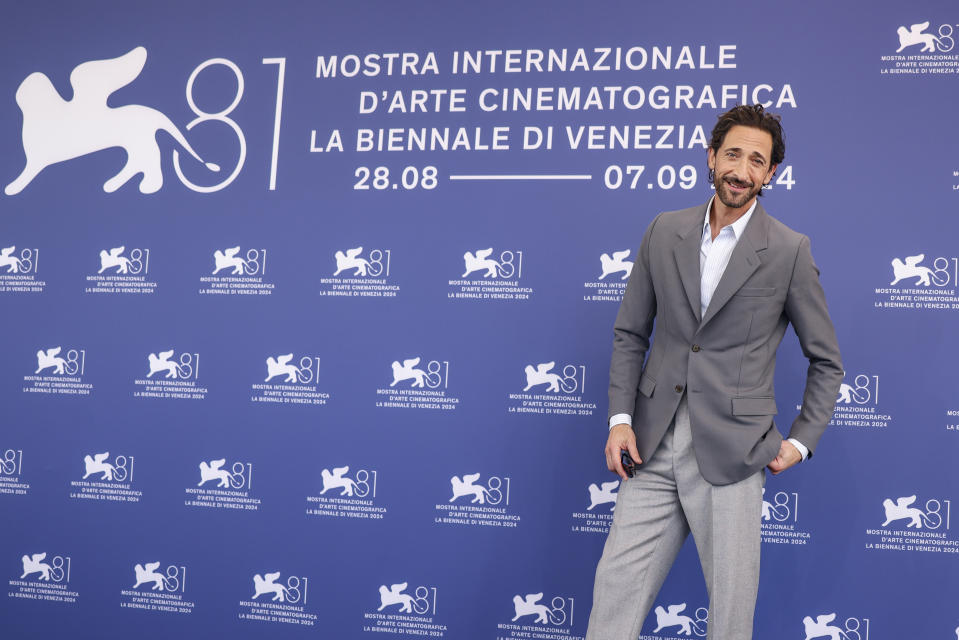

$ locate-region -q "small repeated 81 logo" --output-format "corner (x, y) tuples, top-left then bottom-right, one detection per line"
(252, 571), (308, 604)
(333, 247), (391, 277)
(97, 247), (149, 275)
(198, 459), (253, 490)
(1, 246), (39, 274)
(652, 603), (707, 637)
(802, 613), (870, 640)
(265, 354), (321, 384)
(881, 494), (950, 530)
(762, 490), (798, 524)
(449, 473), (510, 506)
(82, 452), (134, 482)
(462, 248), (524, 279)
(1, 449), (23, 476)
(390, 357), (449, 389)
(147, 350), (199, 380)
(523, 362), (586, 394)
(320, 465), (377, 498)
(35, 347), (85, 375)
(377, 581), (437, 615)
(132, 562), (186, 593)
(20, 552), (71, 583)
(889, 254), (957, 287)
(837, 375), (878, 405)
(895, 21), (957, 53)
(212, 247), (267, 276)
(511, 592), (575, 626)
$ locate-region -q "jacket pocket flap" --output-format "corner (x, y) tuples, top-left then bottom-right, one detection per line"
(638, 374), (656, 398)
(734, 287), (776, 297)
(732, 397), (778, 415)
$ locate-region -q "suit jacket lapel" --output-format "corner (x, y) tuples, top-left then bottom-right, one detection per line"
(699, 202), (770, 328)
(672, 204), (708, 324)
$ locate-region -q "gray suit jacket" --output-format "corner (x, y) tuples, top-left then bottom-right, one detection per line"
(608, 201), (843, 485)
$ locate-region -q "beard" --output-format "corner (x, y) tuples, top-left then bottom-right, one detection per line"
(713, 173), (762, 210)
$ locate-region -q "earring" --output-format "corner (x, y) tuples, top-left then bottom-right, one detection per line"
(707, 168), (714, 182)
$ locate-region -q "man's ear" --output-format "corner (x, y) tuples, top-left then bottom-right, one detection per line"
(707, 147), (715, 171)
(764, 164), (778, 185)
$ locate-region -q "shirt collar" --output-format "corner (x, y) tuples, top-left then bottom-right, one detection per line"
(702, 195), (757, 241)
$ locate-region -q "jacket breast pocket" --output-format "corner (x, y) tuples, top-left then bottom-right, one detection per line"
(731, 396), (778, 415)
(734, 287), (777, 297)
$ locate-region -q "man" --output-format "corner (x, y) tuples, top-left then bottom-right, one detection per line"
(586, 105), (843, 640)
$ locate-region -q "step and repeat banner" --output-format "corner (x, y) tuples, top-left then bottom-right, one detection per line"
(1, 1), (957, 638)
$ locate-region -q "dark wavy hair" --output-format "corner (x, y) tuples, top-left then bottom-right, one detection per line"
(709, 104), (785, 180)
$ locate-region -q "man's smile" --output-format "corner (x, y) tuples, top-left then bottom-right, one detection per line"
(723, 177), (752, 193)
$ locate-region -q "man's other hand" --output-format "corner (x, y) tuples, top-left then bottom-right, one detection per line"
(606, 424), (642, 480)
(766, 439), (802, 475)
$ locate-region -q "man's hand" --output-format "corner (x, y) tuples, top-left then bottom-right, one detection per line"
(605, 423), (642, 480)
(766, 439), (802, 475)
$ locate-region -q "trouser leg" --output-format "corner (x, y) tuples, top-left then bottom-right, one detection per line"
(671, 399), (764, 640)
(585, 423), (689, 640)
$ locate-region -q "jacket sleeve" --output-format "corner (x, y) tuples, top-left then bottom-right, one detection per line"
(608, 214), (661, 420)
(782, 234), (844, 455)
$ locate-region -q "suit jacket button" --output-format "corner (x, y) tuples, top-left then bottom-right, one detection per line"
(691, 344), (701, 352)
(674, 384), (683, 393)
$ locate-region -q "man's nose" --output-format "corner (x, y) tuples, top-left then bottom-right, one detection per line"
(731, 155), (750, 174)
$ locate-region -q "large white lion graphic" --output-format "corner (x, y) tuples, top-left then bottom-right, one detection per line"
(6, 47), (218, 195)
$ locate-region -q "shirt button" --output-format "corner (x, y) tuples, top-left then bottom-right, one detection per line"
(691, 344), (701, 352)
(674, 384), (683, 393)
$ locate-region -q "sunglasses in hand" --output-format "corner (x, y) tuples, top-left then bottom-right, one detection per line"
(620, 450), (638, 478)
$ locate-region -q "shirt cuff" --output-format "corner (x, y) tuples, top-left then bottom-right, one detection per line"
(787, 438), (809, 461)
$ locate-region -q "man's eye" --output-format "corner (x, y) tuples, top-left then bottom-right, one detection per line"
(751, 158), (764, 166)
(725, 151), (737, 159)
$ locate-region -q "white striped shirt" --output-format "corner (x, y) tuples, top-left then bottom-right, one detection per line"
(700, 196), (756, 318)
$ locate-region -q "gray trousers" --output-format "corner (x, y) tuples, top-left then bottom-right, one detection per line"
(586, 397), (764, 640)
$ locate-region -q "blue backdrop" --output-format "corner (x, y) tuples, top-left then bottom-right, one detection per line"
(2, 1), (957, 638)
